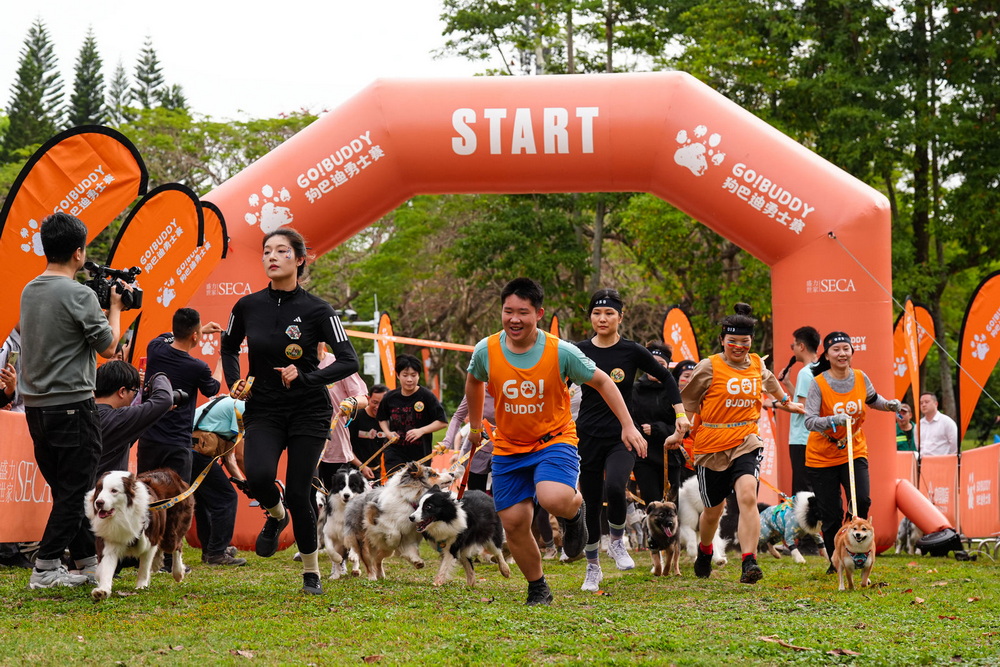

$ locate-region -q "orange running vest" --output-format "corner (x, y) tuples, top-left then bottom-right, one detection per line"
(486, 331), (578, 456)
(806, 369), (868, 468)
(694, 353), (763, 455)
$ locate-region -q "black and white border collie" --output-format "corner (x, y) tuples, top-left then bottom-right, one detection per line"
(84, 469), (194, 600)
(318, 467), (368, 579)
(409, 487), (510, 587)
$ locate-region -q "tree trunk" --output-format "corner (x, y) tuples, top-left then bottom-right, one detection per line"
(589, 197), (606, 293)
(566, 8), (575, 74)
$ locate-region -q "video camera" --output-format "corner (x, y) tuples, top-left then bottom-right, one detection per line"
(83, 262), (143, 311)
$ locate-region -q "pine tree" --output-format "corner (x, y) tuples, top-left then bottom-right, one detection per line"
(106, 59), (131, 126)
(132, 36), (164, 109)
(67, 27), (106, 127)
(157, 83), (188, 111)
(2, 19), (64, 159)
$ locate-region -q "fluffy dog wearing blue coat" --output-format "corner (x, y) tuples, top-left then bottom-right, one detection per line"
(758, 491), (827, 564)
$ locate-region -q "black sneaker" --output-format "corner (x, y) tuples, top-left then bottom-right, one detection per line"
(255, 510), (290, 558)
(694, 548), (713, 579)
(302, 572), (323, 595)
(825, 563), (837, 575)
(740, 555), (763, 584)
(558, 503), (588, 562)
(525, 580), (553, 606)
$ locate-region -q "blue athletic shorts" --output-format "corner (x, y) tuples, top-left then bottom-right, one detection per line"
(491, 441), (580, 512)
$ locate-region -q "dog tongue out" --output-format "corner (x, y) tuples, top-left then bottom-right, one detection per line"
(98, 509), (114, 519)
(417, 518), (433, 532)
(663, 527), (674, 538)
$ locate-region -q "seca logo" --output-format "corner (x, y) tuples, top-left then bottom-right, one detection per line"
(209, 282), (253, 296)
(806, 278), (856, 293)
(503, 379), (545, 400)
(726, 377), (759, 396)
(833, 400), (862, 415)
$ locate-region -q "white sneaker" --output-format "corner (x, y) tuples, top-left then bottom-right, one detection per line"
(542, 545), (558, 560)
(608, 538), (635, 571)
(29, 566), (88, 589)
(581, 562), (603, 592)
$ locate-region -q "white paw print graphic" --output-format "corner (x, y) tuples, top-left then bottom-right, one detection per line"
(157, 279), (176, 308)
(200, 335), (219, 357)
(674, 125), (725, 177)
(894, 356), (907, 377)
(244, 184), (293, 234)
(19, 219), (44, 255)
(670, 323), (683, 343)
(971, 334), (990, 361)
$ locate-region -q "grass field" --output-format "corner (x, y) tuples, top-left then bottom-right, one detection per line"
(2, 543), (999, 666)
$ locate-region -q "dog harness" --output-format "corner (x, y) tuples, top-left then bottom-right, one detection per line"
(848, 549), (871, 569)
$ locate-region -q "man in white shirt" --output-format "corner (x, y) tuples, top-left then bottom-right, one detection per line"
(919, 392), (958, 456)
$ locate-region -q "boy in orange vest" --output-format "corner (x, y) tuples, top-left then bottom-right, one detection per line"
(464, 278), (646, 605)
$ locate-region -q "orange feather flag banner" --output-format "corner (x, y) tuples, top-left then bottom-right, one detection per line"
(957, 270), (1000, 438)
(0, 125), (147, 339)
(892, 302), (935, 400)
(902, 299), (921, 443)
(104, 184), (222, 362)
(549, 313), (560, 337)
(377, 312), (398, 389)
(662, 306), (700, 363)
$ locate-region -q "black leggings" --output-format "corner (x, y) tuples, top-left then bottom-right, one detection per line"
(807, 458), (870, 556)
(244, 423), (326, 554)
(579, 442), (635, 543)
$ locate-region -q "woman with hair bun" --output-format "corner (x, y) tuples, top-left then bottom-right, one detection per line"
(221, 228), (359, 595)
(680, 303), (804, 584)
(804, 331), (899, 573)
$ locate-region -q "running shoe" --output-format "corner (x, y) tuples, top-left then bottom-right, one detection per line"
(255, 510), (290, 558)
(581, 563), (604, 592)
(525, 579), (554, 606)
(694, 548), (713, 579)
(28, 566), (88, 589)
(740, 555), (763, 584)
(558, 503), (588, 562)
(608, 539), (635, 571)
(302, 572), (323, 595)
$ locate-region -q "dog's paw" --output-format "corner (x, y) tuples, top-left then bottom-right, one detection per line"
(651, 567), (663, 576)
(412, 559), (425, 569)
(498, 562), (511, 578)
(91, 587), (110, 601)
(433, 576), (446, 586)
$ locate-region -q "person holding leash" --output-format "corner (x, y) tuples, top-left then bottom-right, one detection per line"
(804, 330), (899, 573)
(681, 303), (804, 584)
(464, 278), (646, 605)
(575, 290), (689, 592)
(222, 228), (359, 595)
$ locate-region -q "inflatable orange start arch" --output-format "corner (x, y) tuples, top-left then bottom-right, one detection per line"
(190, 72), (902, 550)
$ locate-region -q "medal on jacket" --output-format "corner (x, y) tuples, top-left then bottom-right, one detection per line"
(285, 344), (303, 360)
(414, 401), (425, 412)
(285, 325), (301, 340)
(610, 368), (625, 382)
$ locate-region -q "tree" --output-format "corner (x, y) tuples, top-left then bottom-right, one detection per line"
(67, 28), (106, 127)
(106, 59), (131, 126)
(132, 37), (165, 109)
(2, 19), (64, 160)
(157, 83), (187, 111)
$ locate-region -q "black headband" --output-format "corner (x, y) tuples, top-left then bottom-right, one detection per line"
(650, 348), (668, 359)
(590, 296), (623, 314)
(825, 332), (852, 348)
(722, 324), (755, 337)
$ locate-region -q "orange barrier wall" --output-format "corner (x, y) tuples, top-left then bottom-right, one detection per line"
(168, 71), (892, 548)
(960, 445), (1000, 539)
(919, 454), (960, 530)
(0, 411), (53, 542)
(897, 451), (918, 486)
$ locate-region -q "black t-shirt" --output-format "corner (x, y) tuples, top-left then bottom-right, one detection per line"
(376, 386), (447, 459)
(142, 334), (220, 446)
(348, 410), (387, 466)
(631, 375), (678, 468)
(574, 337), (682, 439)
(220, 285), (358, 418)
